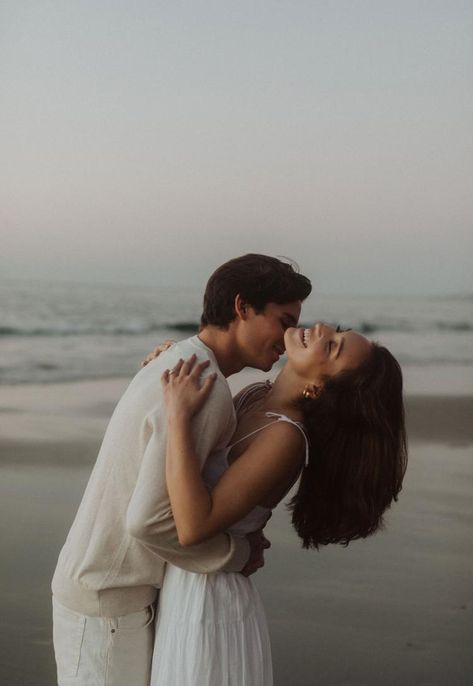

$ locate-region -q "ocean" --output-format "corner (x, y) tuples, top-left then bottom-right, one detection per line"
(1, 279), (472, 393)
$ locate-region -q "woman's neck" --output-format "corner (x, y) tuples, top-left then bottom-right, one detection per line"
(261, 365), (305, 422)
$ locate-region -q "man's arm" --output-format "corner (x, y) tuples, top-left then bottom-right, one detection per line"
(125, 373), (250, 573)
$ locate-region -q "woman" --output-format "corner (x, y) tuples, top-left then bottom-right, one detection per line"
(148, 322), (407, 686)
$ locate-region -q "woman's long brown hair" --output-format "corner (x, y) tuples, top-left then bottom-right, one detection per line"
(289, 344), (407, 548)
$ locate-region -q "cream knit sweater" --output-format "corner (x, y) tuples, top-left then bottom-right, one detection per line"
(52, 336), (250, 617)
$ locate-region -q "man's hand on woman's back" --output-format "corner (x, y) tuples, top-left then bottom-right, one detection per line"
(240, 527), (271, 577)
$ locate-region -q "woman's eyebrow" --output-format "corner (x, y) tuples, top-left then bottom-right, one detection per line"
(335, 338), (345, 360)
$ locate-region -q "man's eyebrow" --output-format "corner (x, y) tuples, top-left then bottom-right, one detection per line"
(335, 337), (344, 360)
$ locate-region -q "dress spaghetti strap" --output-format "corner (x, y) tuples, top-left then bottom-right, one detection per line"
(265, 413), (310, 467)
(228, 411), (310, 467)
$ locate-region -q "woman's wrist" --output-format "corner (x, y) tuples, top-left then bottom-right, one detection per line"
(167, 409), (193, 427)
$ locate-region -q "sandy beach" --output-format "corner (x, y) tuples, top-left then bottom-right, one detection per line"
(1, 376), (472, 686)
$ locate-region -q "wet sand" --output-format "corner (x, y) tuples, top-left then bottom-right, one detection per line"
(0, 378), (472, 685)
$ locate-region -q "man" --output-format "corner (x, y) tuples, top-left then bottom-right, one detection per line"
(51, 253), (311, 685)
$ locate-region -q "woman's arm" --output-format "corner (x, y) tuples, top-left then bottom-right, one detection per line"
(163, 356), (304, 546)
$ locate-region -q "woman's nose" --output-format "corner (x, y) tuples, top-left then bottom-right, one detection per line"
(315, 321), (331, 337)
(321, 322), (337, 335)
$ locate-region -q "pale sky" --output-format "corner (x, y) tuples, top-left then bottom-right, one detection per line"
(1, 1), (472, 295)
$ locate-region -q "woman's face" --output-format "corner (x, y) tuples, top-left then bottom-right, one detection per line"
(284, 322), (372, 386)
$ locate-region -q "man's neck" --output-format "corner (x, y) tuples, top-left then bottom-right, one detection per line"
(197, 326), (243, 378)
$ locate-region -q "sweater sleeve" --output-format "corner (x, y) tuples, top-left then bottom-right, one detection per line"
(125, 376), (250, 574)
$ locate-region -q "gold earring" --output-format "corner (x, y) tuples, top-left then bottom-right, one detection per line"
(302, 385), (322, 400)
(302, 386), (313, 399)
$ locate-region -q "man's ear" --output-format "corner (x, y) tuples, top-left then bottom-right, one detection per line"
(234, 294), (249, 321)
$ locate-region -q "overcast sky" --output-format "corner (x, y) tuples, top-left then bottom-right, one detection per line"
(1, 1), (472, 295)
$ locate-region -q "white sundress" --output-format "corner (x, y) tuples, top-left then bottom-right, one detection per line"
(150, 398), (309, 686)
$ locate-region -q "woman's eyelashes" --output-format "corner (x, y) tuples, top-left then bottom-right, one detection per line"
(335, 324), (351, 333)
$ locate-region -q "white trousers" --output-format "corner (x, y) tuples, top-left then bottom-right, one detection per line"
(52, 597), (155, 686)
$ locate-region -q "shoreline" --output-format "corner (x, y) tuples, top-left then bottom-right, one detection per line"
(0, 375), (472, 456)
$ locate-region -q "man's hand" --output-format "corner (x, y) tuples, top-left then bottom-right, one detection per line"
(240, 528), (271, 577)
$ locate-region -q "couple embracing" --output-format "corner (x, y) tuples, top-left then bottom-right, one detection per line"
(52, 254), (407, 686)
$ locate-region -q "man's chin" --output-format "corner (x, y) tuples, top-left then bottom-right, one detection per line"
(247, 360), (273, 373)
(260, 359), (274, 372)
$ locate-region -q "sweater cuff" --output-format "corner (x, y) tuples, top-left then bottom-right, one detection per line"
(222, 534), (251, 573)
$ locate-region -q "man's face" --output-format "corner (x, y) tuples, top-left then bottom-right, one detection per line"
(239, 301), (302, 371)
